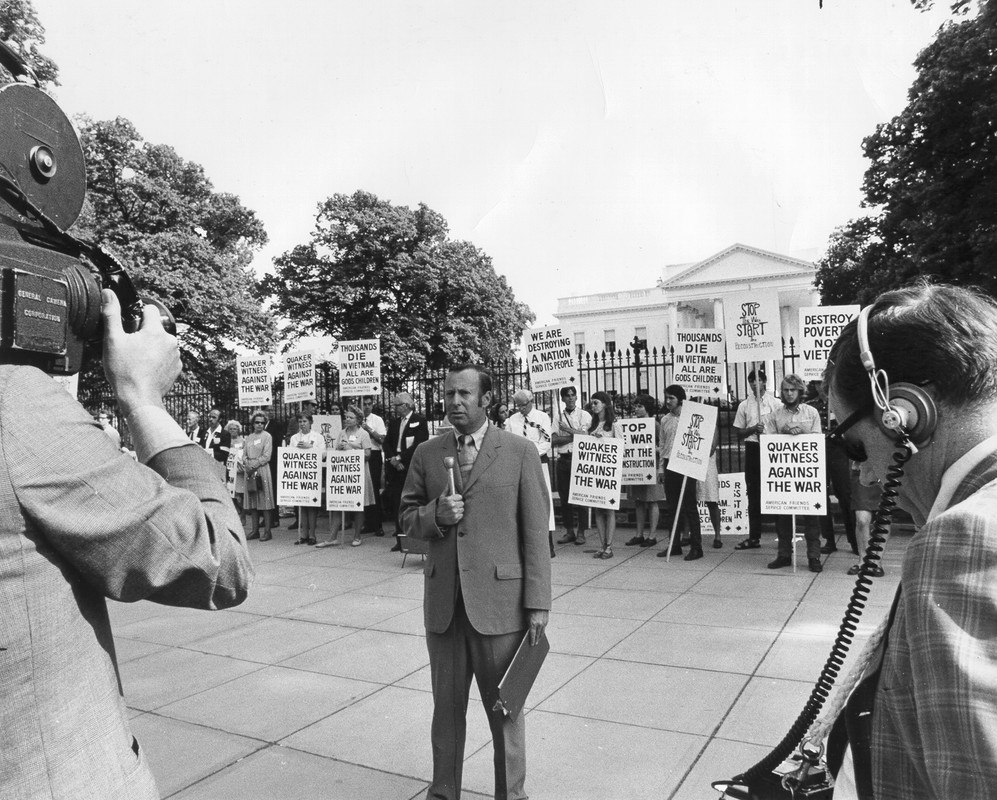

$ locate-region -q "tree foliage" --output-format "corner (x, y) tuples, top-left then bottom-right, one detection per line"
(816, 1), (997, 303)
(264, 190), (534, 382)
(0, 0), (59, 88)
(74, 116), (275, 386)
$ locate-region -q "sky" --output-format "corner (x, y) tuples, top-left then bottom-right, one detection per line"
(28, 0), (951, 327)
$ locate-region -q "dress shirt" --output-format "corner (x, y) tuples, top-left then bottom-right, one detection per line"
(508, 408), (552, 459)
(733, 391), (781, 442)
(553, 405), (592, 455)
(763, 403), (822, 436)
(363, 411), (387, 452)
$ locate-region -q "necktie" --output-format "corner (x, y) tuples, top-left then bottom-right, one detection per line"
(458, 434), (477, 485)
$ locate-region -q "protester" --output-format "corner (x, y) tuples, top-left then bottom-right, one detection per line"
(288, 413), (323, 545)
(656, 384), (702, 560)
(202, 406), (230, 481)
(330, 407), (373, 547)
(243, 412), (276, 541)
(821, 283), (997, 797)
(360, 395), (387, 536)
(846, 460), (886, 577)
(0, 291), (252, 798)
(226, 419), (246, 524)
(763, 373), (825, 572)
(384, 391), (429, 551)
(491, 400), (510, 429)
(552, 385), (592, 546)
(732, 369), (781, 550)
(587, 390), (623, 559)
(508, 388), (556, 557)
(624, 393), (664, 547)
(95, 407), (121, 449)
(399, 364), (550, 800)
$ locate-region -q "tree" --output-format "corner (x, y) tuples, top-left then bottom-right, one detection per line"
(74, 116), (276, 388)
(816, 1), (997, 303)
(264, 190), (534, 382)
(0, 0), (59, 88)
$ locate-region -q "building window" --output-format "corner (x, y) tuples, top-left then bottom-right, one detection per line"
(604, 329), (616, 354)
(575, 332), (585, 357)
(634, 327), (648, 349)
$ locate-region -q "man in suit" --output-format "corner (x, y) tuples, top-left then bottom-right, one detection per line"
(202, 406), (231, 480)
(384, 390), (429, 550)
(0, 291), (253, 800)
(400, 365), (551, 800)
(185, 408), (203, 445)
(823, 284), (997, 797)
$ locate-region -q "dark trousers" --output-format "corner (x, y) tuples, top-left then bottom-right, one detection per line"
(425, 594), (527, 800)
(555, 455), (588, 534)
(662, 463), (700, 550)
(824, 439), (857, 551)
(385, 466), (407, 540)
(365, 451), (384, 531)
(744, 441), (765, 541)
(776, 515), (821, 560)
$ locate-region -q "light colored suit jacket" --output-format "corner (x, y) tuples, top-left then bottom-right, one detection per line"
(872, 449), (997, 798)
(399, 424), (551, 636)
(0, 366), (253, 800)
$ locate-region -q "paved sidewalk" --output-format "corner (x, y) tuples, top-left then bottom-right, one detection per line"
(110, 517), (907, 800)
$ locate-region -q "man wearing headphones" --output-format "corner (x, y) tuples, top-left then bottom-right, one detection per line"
(823, 283), (997, 798)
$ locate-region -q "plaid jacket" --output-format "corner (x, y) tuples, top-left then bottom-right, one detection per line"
(872, 450), (997, 798)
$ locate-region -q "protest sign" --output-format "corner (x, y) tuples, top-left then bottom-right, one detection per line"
(277, 446), (323, 507)
(525, 325), (577, 393)
(237, 354), (271, 407)
(313, 414), (343, 450)
(723, 290), (783, 363)
(672, 328), (725, 398)
(338, 339), (381, 395)
(666, 401), (718, 482)
(797, 305), (860, 382)
(697, 472), (748, 535)
(568, 435), (623, 510)
(325, 450), (365, 512)
(619, 418), (656, 485)
(760, 434), (826, 515)
(283, 349), (317, 403)
(225, 444), (242, 499)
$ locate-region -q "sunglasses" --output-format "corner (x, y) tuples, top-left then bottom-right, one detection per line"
(827, 407), (868, 462)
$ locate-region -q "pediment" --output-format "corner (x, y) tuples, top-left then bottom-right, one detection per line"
(661, 244), (814, 290)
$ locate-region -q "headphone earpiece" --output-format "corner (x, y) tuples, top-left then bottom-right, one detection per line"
(857, 306), (938, 450)
(872, 382), (938, 448)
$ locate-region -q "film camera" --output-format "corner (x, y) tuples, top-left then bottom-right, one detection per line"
(0, 41), (173, 376)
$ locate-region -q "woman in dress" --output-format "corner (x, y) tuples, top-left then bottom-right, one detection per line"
(226, 420), (246, 524)
(320, 406), (373, 547)
(624, 394), (666, 548)
(587, 390), (623, 559)
(288, 414), (323, 545)
(243, 413), (276, 541)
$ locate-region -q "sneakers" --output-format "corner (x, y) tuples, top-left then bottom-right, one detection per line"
(808, 558), (823, 573)
(351, 537), (362, 547)
(767, 556), (792, 569)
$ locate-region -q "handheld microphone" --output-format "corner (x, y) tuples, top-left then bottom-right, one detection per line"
(443, 456), (456, 495)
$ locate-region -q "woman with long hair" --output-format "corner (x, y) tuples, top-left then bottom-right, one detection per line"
(587, 391), (623, 559)
(624, 394), (665, 548)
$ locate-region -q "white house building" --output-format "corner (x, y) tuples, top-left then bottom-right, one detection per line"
(555, 243), (820, 356)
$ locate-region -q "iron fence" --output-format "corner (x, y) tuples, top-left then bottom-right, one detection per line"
(80, 339), (802, 468)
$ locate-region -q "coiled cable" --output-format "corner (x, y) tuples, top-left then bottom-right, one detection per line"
(712, 435), (912, 796)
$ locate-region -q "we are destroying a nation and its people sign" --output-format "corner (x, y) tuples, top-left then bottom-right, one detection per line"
(525, 325), (577, 393)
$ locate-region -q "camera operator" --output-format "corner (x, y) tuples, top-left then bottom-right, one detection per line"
(0, 291), (253, 799)
(822, 283), (997, 798)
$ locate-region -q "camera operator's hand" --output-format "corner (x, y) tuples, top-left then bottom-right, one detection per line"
(101, 290), (181, 416)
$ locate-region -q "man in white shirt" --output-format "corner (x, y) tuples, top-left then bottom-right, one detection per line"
(732, 369), (781, 550)
(360, 395), (388, 536)
(551, 385), (592, 545)
(763, 374), (824, 572)
(202, 406), (230, 481)
(508, 389), (555, 557)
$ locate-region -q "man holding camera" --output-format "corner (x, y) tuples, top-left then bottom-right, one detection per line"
(0, 292), (253, 799)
